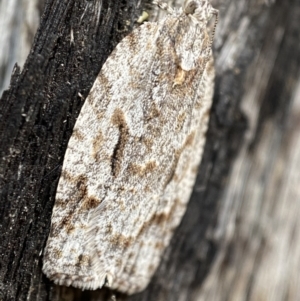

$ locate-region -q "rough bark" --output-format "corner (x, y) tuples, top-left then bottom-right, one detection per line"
(0, 0), (299, 300)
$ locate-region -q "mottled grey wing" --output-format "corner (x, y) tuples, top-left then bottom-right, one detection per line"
(43, 16), (213, 294)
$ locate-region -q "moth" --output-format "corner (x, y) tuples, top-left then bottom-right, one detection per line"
(43, 0), (218, 295)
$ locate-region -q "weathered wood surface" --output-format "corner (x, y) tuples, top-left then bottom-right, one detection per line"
(0, 0), (44, 94)
(0, 0), (299, 300)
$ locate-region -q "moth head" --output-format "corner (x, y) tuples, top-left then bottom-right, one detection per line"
(183, 0), (218, 24)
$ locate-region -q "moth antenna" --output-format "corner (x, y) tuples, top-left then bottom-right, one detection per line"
(203, 7), (218, 69)
(209, 8), (218, 50)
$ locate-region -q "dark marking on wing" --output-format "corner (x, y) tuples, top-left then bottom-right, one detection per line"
(54, 198), (67, 209)
(176, 112), (187, 131)
(55, 174), (102, 233)
(72, 128), (84, 141)
(164, 131), (195, 188)
(145, 103), (160, 121)
(110, 233), (134, 249)
(60, 214), (76, 234)
(76, 254), (91, 267)
(136, 198), (180, 241)
(111, 109), (129, 177)
(142, 137), (154, 151)
(52, 248), (63, 259)
(81, 197), (101, 210)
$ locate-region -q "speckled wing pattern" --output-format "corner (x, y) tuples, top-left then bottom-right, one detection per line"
(43, 0), (217, 295)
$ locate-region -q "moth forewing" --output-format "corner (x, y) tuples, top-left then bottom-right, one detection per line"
(43, 0), (217, 295)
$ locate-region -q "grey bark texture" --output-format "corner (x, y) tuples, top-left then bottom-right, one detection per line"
(0, 0), (299, 300)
